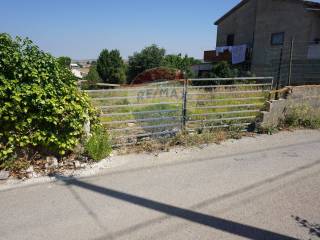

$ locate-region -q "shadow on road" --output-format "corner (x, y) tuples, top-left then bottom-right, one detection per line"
(293, 216), (320, 239)
(51, 162), (320, 240)
(94, 139), (320, 178)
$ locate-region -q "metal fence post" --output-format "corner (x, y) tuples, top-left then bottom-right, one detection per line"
(275, 48), (283, 100)
(181, 78), (188, 131)
(288, 37), (294, 86)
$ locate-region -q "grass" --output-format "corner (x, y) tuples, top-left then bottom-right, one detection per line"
(85, 81), (270, 146)
(258, 104), (320, 134)
(281, 104), (320, 129)
(115, 126), (250, 155)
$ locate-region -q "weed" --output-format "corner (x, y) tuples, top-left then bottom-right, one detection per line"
(0, 157), (30, 172)
(257, 125), (279, 135)
(84, 127), (112, 161)
(283, 104), (320, 129)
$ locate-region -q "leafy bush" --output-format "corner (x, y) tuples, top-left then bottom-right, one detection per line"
(0, 34), (99, 164)
(84, 127), (112, 161)
(194, 61), (239, 86)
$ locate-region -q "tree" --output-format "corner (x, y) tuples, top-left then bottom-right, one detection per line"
(210, 61), (239, 78)
(84, 64), (102, 89)
(195, 61), (240, 86)
(161, 54), (201, 78)
(57, 56), (71, 69)
(76, 62), (83, 68)
(127, 44), (166, 82)
(96, 49), (126, 84)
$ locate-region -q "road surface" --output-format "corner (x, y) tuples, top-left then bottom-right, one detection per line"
(1, 130), (320, 240)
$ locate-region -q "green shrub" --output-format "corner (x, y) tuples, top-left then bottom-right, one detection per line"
(84, 127), (112, 161)
(0, 34), (99, 164)
(195, 61), (239, 86)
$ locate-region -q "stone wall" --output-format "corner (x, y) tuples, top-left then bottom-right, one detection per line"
(258, 85), (320, 128)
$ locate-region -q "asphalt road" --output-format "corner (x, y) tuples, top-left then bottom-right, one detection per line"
(1, 130), (320, 240)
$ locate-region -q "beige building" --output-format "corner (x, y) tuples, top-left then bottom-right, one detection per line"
(214, 0), (320, 85)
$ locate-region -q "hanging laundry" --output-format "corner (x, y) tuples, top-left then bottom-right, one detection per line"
(231, 45), (247, 64)
(216, 46), (233, 56)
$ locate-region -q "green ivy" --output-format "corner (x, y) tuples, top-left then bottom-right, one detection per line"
(0, 33), (99, 163)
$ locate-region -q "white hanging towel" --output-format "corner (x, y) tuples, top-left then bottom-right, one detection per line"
(231, 45), (247, 64)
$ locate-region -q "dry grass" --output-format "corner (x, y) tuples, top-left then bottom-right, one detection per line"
(115, 128), (246, 155)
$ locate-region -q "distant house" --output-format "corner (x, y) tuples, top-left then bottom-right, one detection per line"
(71, 69), (83, 79)
(70, 63), (80, 69)
(70, 63), (89, 79)
(210, 0), (320, 85)
(70, 63), (83, 79)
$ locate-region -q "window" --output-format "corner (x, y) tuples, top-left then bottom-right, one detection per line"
(227, 34), (235, 46)
(271, 32), (285, 46)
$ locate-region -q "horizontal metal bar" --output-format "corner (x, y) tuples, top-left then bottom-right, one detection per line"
(187, 90), (271, 96)
(102, 116), (181, 125)
(99, 101), (181, 109)
(187, 97), (265, 103)
(91, 94), (182, 101)
(113, 130), (179, 140)
(91, 96), (136, 101)
(188, 83), (272, 89)
(189, 77), (273, 82)
(108, 123), (181, 132)
(101, 109), (180, 117)
(188, 110), (260, 118)
(91, 93), (268, 101)
(186, 123), (251, 131)
(84, 86), (184, 93)
(187, 103), (264, 110)
(187, 116), (256, 124)
(79, 81), (120, 87)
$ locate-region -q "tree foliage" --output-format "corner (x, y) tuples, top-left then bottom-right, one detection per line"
(84, 63), (101, 88)
(209, 61), (239, 78)
(194, 61), (240, 86)
(96, 49), (126, 84)
(0, 34), (99, 164)
(161, 54), (201, 78)
(57, 56), (71, 69)
(127, 44), (166, 82)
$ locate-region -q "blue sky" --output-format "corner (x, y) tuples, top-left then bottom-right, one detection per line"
(1, 0), (251, 59)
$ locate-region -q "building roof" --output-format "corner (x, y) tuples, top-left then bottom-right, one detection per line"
(214, 0), (320, 25)
(214, 0), (250, 25)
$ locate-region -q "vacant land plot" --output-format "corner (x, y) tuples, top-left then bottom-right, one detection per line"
(85, 78), (272, 145)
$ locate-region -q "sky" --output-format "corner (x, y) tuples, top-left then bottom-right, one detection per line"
(0, 0), (245, 60)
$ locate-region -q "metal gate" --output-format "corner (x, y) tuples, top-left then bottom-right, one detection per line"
(84, 77), (273, 146)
